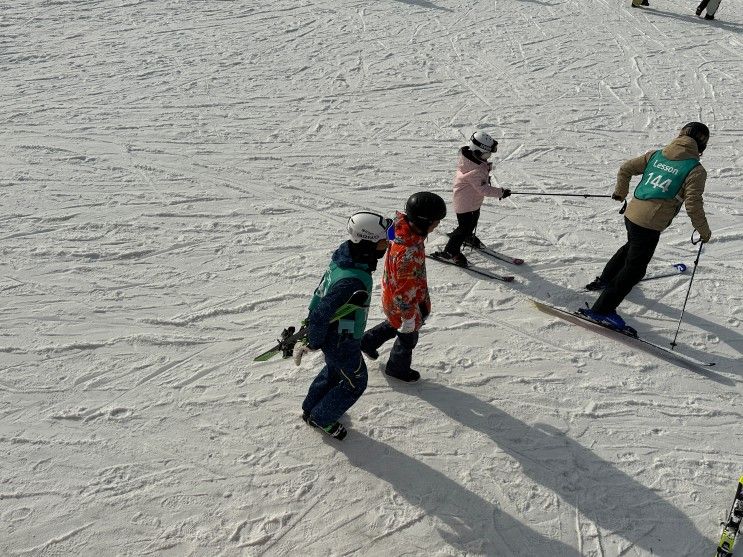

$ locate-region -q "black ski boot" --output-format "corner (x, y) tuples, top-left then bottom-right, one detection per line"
(385, 368), (421, 383)
(466, 234), (484, 249)
(432, 250), (468, 267)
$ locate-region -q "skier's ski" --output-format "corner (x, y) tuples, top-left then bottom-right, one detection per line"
(532, 300), (717, 368)
(639, 262), (687, 283)
(470, 244), (524, 266)
(586, 263), (688, 292)
(717, 476), (743, 557)
(446, 233), (524, 265)
(428, 253), (515, 282)
(254, 291), (368, 362)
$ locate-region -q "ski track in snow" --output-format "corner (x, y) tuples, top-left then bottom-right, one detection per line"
(1, 0), (742, 555)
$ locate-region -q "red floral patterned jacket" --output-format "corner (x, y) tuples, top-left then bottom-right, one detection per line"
(380, 212), (431, 331)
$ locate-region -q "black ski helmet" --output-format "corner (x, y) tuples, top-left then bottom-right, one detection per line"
(680, 122), (710, 153)
(405, 191), (447, 233)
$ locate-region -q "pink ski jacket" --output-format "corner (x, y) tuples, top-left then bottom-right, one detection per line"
(452, 147), (505, 214)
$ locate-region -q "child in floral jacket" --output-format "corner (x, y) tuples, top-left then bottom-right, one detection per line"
(361, 192), (446, 382)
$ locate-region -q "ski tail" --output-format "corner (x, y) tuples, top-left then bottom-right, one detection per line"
(253, 290), (369, 362)
(640, 262), (688, 283)
(717, 476), (743, 557)
(427, 253), (515, 282)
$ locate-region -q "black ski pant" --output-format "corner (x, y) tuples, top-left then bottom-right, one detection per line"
(697, 0), (722, 16)
(592, 217), (661, 315)
(361, 320), (419, 378)
(444, 209), (480, 256)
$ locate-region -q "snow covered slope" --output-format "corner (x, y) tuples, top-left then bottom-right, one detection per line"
(2, 0), (741, 555)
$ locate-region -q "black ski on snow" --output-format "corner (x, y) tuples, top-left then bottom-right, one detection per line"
(254, 290), (368, 362)
(717, 476), (743, 557)
(427, 253), (515, 282)
(446, 234), (525, 265)
(532, 300), (716, 369)
(465, 243), (524, 265)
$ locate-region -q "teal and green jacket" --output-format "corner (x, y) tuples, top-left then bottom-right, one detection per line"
(306, 241), (372, 350)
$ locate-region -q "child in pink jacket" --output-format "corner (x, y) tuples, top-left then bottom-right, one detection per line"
(435, 131), (511, 267)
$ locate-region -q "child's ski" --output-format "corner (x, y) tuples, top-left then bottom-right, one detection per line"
(427, 253), (515, 282)
(469, 244), (524, 265)
(254, 291), (368, 362)
(717, 476), (743, 557)
(446, 233), (525, 265)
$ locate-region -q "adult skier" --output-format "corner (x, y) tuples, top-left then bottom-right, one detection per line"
(434, 131), (511, 267)
(297, 211), (392, 440)
(581, 122), (712, 330)
(361, 192), (446, 382)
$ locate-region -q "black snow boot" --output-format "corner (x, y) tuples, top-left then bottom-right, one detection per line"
(385, 368), (421, 383)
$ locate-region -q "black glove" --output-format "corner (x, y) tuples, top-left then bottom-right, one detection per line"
(501, 188), (511, 199)
(419, 303), (430, 320)
(611, 193), (624, 201)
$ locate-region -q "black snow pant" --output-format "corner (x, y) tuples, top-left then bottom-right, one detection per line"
(592, 217), (661, 315)
(444, 209), (480, 256)
(361, 320), (419, 379)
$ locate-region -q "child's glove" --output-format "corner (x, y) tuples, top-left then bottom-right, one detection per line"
(293, 341), (317, 366)
(398, 317), (417, 334)
(611, 193), (625, 201)
(501, 188), (512, 199)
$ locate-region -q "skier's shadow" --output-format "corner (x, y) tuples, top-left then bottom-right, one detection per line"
(638, 6), (743, 34)
(392, 0), (454, 12)
(338, 430), (581, 555)
(505, 260), (741, 377)
(400, 382), (711, 556)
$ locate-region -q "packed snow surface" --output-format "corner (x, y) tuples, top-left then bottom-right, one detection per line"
(2, 0), (742, 555)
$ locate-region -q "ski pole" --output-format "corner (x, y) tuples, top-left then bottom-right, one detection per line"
(508, 192), (613, 198)
(670, 231), (705, 349)
(508, 192), (626, 213)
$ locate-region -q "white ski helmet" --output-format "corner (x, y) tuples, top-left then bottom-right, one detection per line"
(469, 131), (498, 155)
(347, 212), (393, 244)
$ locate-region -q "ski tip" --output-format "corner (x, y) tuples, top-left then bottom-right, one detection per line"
(513, 258), (525, 265)
(503, 276), (516, 282)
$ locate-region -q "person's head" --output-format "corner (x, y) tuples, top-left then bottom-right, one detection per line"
(404, 191), (447, 236)
(469, 131), (498, 161)
(679, 122), (710, 154)
(347, 211), (392, 264)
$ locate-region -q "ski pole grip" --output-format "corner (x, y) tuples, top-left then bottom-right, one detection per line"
(619, 200), (627, 214)
(691, 229), (702, 245)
